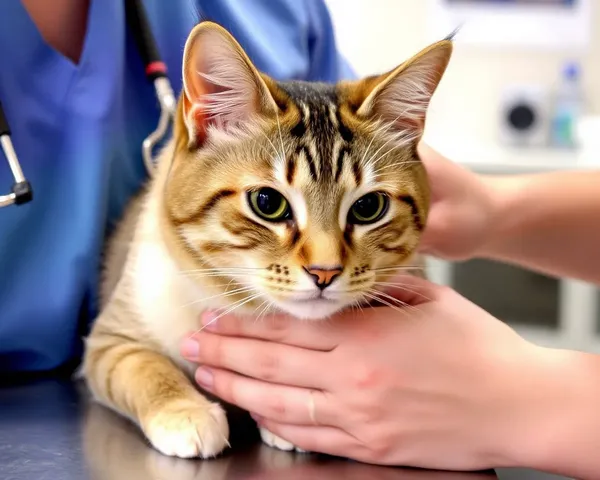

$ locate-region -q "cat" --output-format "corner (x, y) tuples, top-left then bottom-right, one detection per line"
(82, 21), (453, 459)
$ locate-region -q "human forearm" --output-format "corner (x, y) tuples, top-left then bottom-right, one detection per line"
(479, 170), (600, 284)
(508, 347), (600, 479)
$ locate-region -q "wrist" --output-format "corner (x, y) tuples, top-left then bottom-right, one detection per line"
(475, 175), (523, 260)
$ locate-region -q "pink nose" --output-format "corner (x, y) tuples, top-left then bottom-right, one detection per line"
(303, 266), (343, 290)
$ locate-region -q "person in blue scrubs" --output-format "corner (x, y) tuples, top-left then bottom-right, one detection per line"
(0, 0), (354, 374)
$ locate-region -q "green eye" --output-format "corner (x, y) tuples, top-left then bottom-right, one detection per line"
(249, 188), (292, 222)
(348, 192), (389, 225)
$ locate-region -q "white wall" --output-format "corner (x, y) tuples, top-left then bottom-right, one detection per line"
(325, 0), (600, 162)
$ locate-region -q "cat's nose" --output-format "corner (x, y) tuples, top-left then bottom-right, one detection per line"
(303, 265), (343, 290)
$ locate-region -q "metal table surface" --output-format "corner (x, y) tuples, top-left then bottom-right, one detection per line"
(0, 377), (565, 480)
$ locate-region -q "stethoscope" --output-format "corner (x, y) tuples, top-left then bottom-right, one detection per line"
(0, 0), (176, 209)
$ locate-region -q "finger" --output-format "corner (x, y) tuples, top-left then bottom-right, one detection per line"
(254, 418), (356, 459)
(196, 367), (338, 427)
(187, 332), (332, 390)
(198, 311), (339, 351)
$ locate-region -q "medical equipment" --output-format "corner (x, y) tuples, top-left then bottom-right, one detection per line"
(0, 101), (32, 208)
(0, 0), (176, 209)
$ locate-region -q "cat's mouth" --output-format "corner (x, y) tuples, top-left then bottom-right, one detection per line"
(288, 295), (334, 304)
(284, 290), (337, 303)
(269, 290), (348, 320)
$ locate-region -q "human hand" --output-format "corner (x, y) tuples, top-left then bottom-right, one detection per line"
(417, 143), (497, 260)
(180, 276), (553, 471)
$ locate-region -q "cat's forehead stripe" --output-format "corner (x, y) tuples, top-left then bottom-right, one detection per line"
(334, 145), (349, 183)
(276, 80), (354, 183)
(296, 145), (318, 181)
(286, 154), (296, 184)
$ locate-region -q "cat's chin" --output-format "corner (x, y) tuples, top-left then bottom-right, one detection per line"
(271, 298), (346, 321)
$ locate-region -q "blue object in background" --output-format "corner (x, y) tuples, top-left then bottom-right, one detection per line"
(551, 61), (584, 148)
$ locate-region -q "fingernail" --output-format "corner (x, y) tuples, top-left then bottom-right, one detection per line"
(181, 338), (200, 359)
(202, 311), (218, 330)
(196, 367), (214, 389)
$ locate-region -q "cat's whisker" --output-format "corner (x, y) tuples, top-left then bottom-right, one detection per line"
(360, 132), (378, 167)
(252, 298), (270, 316)
(180, 275), (259, 283)
(194, 292), (265, 334)
(363, 291), (414, 316)
(364, 132), (397, 171)
(178, 269), (263, 276)
(360, 292), (383, 313)
(373, 281), (432, 302)
(371, 265), (425, 272)
(348, 298), (365, 317)
(258, 130), (280, 159)
(181, 267), (264, 273)
(179, 272), (261, 279)
(345, 291), (378, 313)
(182, 283), (247, 288)
(377, 159), (422, 168)
(179, 267), (264, 273)
(255, 300), (275, 324)
(178, 271), (262, 280)
(370, 132), (421, 170)
(178, 286), (256, 310)
(225, 277), (239, 291)
(275, 113), (286, 161)
(368, 288), (421, 314)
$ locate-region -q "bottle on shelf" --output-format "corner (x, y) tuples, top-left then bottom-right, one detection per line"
(550, 61), (584, 149)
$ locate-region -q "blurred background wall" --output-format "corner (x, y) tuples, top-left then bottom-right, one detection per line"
(325, 0), (598, 157)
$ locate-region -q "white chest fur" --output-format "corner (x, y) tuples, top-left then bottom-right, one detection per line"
(126, 196), (208, 374)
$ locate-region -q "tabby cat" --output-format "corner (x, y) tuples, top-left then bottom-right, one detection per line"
(82, 21), (453, 459)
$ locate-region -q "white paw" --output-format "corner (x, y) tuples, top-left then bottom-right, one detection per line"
(260, 427), (307, 453)
(144, 400), (229, 459)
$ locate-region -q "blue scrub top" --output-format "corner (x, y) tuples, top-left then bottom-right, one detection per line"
(0, 0), (354, 373)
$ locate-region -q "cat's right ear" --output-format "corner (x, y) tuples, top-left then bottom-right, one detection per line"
(181, 22), (279, 147)
(352, 39), (453, 141)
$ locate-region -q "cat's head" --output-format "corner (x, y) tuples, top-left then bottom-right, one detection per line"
(162, 22), (452, 319)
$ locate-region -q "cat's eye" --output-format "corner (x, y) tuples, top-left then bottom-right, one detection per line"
(248, 188), (292, 222)
(348, 192), (389, 225)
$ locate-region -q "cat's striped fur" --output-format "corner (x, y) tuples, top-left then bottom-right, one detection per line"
(82, 21), (453, 458)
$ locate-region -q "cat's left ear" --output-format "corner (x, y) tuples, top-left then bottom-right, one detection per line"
(181, 21), (279, 146)
(356, 39), (453, 138)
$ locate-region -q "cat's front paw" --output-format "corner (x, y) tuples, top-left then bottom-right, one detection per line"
(144, 399), (229, 459)
(260, 427), (308, 453)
